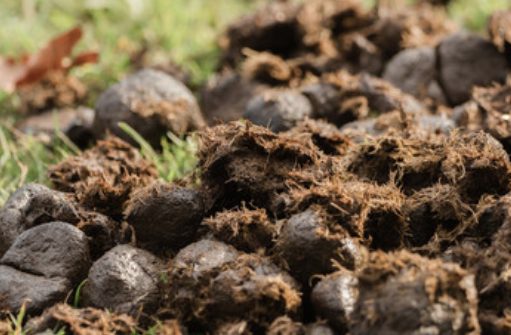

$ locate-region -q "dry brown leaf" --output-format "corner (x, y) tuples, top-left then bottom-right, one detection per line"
(0, 26), (99, 93)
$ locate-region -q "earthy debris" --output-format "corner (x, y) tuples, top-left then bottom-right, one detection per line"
(282, 180), (407, 252)
(200, 71), (267, 125)
(94, 69), (206, 147)
(441, 131), (511, 203)
(301, 83), (342, 124)
(311, 271), (359, 332)
(470, 194), (511, 244)
(404, 183), (474, 250)
(205, 254), (301, 327)
(488, 10), (511, 66)
(275, 206), (366, 284)
(1, 222), (90, 285)
(47, 137), (158, 218)
(82, 245), (164, 318)
(125, 181), (204, 252)
(0, 266), (70, 316)
(0, 222), (90, 315)
(383, 47), (446, 105)
(196, 121), (320, 213)
(350, 250), (480, 335)
(283, 119), (353, 156)
(219, 1), (302, 68)
(26, 303), (137, 335)
(437, 31), (507, 106)
(267, 316), (305, 335)
(203, 206), (276, 253)
(243, 90), (313, 133)
(167, 239), (239, 327)
(455, 83), (511, 153)
(171, 249), (301, 328)
(342, 130), (511, 201)
(17, 71), (88, 115)
(167, 239), (301, 332)
(76, 210), (119, 261)
(324, 71), (425, 124)
(0, 183), (80, 257)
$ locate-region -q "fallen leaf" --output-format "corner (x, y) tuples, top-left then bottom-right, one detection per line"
(70, 51), (100, 68)
(0, 58), (25, 93)
(0, 26), (99, 93)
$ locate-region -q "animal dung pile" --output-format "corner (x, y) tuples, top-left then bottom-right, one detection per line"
(3, 1), (511, 334)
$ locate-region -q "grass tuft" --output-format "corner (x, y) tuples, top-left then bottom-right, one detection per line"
(73, 279), (88, 309)
(118, 122), (198, 182)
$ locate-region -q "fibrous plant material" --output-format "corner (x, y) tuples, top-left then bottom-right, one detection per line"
(207, 0), (459, 129)
(266, 316), (305, 335)
(475, 219), (511, 333)
(26, 303), (137, 335)
(167, 239), (301, 333)
(275, 206), (366, 284)
(442, 219), (511, 335)
(350, 250), (480, 335)
(241, 51), (297, 86)
(283, 119), (353, 156)
(470, 194), (511, 244)
(203, 206), (277, 253)
(76, 210), (119, 261)
(279, 180), (406, 252)
(213, 320), (253, 335)
(342, 136), (428, 186)
(219, 1), (302, 68)
(342, 130), (511, 201)
(403, 183), (473, 248)
(17, 71), (88, 115)
(340, 109), (455, 144)
(456, 83), (511, 154)
(166, 239), (239, 325)
(324, 70), (425, 123)
(441, 131), (511, 203)
(305, 322), (336, 335)
(206, 254), (301, 329)
(196, 121), (320, 213)
(219, 0), (456, 78)
(47, 137), (158, 218)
